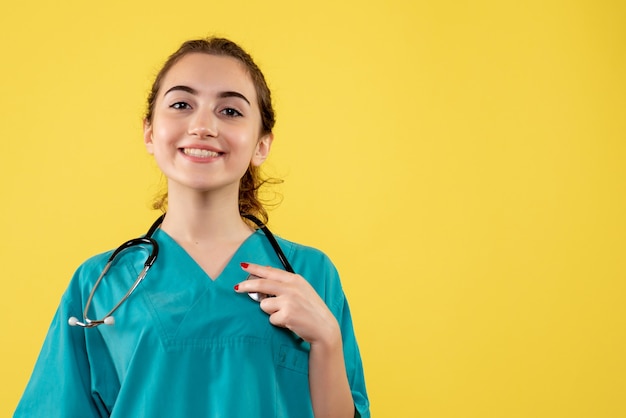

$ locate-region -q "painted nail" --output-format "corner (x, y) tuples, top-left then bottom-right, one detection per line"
(240, 262), (249, 269)
(234, 284), (239, 291)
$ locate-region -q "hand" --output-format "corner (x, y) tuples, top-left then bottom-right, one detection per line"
(234, 263), (341, 347)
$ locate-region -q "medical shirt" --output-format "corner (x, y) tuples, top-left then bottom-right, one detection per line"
(14, 228), (369, 417)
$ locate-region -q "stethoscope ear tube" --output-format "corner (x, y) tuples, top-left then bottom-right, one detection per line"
(69, 235), (159, 328)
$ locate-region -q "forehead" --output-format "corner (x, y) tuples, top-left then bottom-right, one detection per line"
(160, 53), (257, 100)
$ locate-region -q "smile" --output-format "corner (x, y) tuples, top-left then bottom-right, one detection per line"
(182, 148), (222, 158)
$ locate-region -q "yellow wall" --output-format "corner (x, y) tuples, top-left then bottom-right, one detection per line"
(2, 0), (625, 416)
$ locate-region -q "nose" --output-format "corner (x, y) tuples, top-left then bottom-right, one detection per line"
(188, 109), (217, 138)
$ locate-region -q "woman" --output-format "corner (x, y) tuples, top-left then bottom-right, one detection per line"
(15, 37), (369, 417)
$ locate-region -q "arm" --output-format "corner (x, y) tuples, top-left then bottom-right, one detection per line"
(236, 263), (355, 418)
(308, 320), (355, 418)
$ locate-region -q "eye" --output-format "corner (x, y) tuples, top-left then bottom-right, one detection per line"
(221, 107), (243, 117)
(170, 102), (191, 110)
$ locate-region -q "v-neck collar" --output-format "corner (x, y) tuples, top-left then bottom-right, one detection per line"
(153, 228), (263, 282)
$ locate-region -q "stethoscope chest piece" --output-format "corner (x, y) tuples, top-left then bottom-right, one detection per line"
(246, 274), (273, 302)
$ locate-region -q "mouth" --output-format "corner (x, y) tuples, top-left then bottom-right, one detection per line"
(181, 148), (223, 158)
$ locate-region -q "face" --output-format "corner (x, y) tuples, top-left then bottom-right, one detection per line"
(144, 53), (272, 197)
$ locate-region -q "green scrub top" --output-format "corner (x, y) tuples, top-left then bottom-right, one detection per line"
(14, 228), (370, 417)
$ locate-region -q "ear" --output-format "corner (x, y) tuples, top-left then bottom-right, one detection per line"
(143, 118), (155, 155)
(251, 133), (273, 166)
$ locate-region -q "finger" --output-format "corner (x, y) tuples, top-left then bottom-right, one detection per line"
(234, 277), (285, 296)
(268, 311), (288, 329)
(239, 262), (292, 283)
(259, 296), (280, 315)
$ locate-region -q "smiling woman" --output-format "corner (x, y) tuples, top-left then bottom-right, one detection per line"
(144, 39), (277, 222)
(13, 37), (370, 418)
(144, 52), (272, 210)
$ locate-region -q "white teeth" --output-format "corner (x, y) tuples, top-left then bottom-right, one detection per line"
(183, 148), (220, 158)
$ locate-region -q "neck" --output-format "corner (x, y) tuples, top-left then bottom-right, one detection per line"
(160, 186), (252, 244)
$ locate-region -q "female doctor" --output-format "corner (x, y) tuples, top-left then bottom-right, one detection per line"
(14, 38), (369, 417)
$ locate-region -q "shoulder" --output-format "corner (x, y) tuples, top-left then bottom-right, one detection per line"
(274, 235), (346, 307)
(275, 236), (335, 266)
(62, 249), (117, 301)
(72, 250), (114, 279)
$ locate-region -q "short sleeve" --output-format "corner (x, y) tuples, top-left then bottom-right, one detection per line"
(300, 249), (370, 418)
(14, 269), (111, 417)
(334, 293), (371, 418)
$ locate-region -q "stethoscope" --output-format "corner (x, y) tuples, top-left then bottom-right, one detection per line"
(68, 214), (294, 328)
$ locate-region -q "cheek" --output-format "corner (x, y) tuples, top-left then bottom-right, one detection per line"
(229, 127), (261, 150)
(151, 121), (180, 145)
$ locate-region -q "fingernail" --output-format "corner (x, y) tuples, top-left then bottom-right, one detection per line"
(234, 284), (239, 291)
(240, 262), (249, 269)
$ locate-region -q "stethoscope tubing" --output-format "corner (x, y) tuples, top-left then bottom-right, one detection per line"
(69, 213), (292, 328)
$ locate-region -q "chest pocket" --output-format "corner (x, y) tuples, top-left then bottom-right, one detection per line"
(276, 344), (309, 374)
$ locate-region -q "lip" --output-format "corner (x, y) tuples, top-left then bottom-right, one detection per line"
(179, 145), (225, 162)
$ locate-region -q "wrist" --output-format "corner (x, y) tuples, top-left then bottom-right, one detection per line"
(309, 319), (342, 352)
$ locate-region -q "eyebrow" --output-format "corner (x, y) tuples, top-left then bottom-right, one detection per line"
(164, 85), (251, 105)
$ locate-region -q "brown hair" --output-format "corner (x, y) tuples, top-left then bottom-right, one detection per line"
(145, 37), (279, 223)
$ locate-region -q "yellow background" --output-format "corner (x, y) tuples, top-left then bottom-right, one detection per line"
(2, 0), (625, 417)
